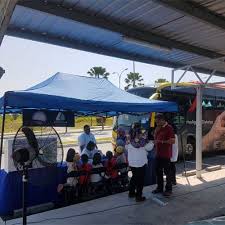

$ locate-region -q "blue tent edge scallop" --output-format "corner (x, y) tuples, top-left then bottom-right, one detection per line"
(0, 73), (178, 115)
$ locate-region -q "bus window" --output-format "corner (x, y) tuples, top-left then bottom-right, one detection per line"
(116, 114), (150, 129)
(202, 99), (214, 108)
(127, 87), (156, 98)
(172, 114), (185, 129)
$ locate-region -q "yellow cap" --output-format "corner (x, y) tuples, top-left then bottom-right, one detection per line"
(115, 146), (124, 154)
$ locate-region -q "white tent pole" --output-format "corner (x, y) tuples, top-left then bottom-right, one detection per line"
(196, 86), (203, 178)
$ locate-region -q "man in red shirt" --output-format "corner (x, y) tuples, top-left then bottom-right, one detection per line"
(152, 113), (175, 197)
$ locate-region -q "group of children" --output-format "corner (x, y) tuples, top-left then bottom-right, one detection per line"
(58, 141), (128, 197)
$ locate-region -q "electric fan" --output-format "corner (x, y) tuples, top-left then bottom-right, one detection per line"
(12, 126), (64, 225)
(12, 126), (64, 170)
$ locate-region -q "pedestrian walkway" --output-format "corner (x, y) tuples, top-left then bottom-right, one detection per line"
(4, 168), (225, 225)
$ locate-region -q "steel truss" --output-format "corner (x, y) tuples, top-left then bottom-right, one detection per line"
(171, 57), (225, 178)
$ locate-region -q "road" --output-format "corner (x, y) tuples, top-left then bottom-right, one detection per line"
(59, 129), (112, 145)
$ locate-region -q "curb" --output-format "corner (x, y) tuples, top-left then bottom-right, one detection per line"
(2, 127), (112, 137)
(59, 127), (112, 134)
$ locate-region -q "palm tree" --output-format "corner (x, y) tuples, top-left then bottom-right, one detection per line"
(124, 72), (144, 90)
(87, 67), (110, 79)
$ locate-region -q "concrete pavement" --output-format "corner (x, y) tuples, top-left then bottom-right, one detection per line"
(4, 168), (225, 225)
(60, 128), (112, 147)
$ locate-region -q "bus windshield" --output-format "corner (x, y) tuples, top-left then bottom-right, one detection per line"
(114, 114), (150, 129)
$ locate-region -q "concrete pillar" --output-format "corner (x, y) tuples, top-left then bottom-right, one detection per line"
(0, 0), (17, 46)
(196, 86), (203, 178)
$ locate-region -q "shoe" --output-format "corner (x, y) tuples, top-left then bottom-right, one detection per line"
(128, 193), (136, 198)
(163, 191), (172, 197)
(152, 189), (163, 194)
(136, 196), (146, 202)
(172, 181), (177, 186)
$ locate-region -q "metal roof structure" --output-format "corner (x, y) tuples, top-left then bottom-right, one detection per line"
(5, 0), (225, 76)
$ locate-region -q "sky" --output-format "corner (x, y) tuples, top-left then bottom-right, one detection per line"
(0, 35), (224, 96)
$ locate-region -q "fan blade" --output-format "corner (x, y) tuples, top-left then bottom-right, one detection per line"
(21, 127), (39, 154)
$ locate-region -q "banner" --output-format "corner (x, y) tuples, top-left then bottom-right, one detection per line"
(23, 109), (74, 127)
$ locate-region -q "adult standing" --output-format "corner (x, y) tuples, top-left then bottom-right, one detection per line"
(127, 123), (154, 202)
(170, 125), (178, 185)
(78, 125), (96, 153)
(152, 114), (175, 197)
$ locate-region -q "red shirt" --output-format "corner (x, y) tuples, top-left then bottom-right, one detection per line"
(155, 124), (175, 159)
(79, 163), (92, 185)
(105, 157), (118, 179)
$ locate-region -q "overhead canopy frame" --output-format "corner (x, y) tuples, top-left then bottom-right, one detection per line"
(4, 0), (225, 77)
(171, 56), (225, 178)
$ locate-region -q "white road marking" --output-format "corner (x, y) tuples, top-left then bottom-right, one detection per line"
(149, 195), (168, 206)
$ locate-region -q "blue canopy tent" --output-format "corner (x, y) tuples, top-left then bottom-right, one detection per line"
(0, 73), (177, 216)
(0, 73), (177, 115)
(0, 72), (178, 172)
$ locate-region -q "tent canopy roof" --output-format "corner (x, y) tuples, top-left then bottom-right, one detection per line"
(1, 73), (177, 116)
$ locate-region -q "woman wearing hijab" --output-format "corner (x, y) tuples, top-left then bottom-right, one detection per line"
(126, 123), (154, 202)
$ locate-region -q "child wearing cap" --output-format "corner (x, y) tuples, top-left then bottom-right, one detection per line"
(114, 145), (129, 187)
(114, 146), (127, 169)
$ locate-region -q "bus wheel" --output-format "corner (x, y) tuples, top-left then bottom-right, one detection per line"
(185, 138), (196, 160)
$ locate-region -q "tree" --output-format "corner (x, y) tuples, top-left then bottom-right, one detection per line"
(124, 72), (144, 90)
(155, 78), (169, 85)
(87, 66), (110, 79)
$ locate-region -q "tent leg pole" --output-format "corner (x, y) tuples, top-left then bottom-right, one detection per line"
(0, 102), (6, 169)
(196, 86), (202, 178)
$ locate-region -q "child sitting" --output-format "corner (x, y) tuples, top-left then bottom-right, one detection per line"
(114, 146), (128, 174)
(114, 146), (129, 187)
(79, 154), (92, 187)
(57, 148), (80, 195)
(105, 151), (118, 179)
(66, 148), (80, 187)
(91, 153), (104, 184)
(115, 146), (127, 162)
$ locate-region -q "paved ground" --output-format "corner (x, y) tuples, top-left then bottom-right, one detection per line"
(3, 136), (225, 225)
(176, 154), (225, 175)
(4, 166), (225, 225)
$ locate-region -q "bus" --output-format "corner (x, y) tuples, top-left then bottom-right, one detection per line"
(112, 83), (225, 158)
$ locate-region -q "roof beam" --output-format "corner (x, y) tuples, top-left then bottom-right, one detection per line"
(156, 0), (225, 31)
(6, 27), (181, 69)
(6, 27), (225, 77)
(17, 0), (223, 59)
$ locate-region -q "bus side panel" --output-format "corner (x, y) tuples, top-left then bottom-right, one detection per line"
(180, 109), (225, 155)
